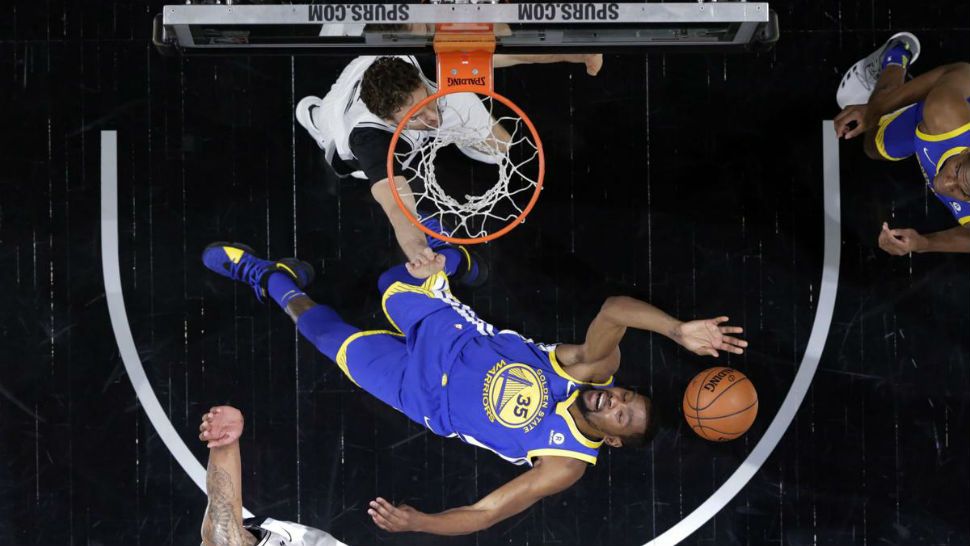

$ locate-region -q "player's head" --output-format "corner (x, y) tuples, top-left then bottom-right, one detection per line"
(578, 387), (657, 448)
(934, 149), (970, 202)
(360, 57), (440, 130)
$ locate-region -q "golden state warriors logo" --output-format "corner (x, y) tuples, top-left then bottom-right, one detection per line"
(482, 360), (549, 432)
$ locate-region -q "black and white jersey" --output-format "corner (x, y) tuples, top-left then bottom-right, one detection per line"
(296, 55), (497, 184)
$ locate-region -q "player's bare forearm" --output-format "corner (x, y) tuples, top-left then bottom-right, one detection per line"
(556, 296), (679, 368)
(372, 177), (431, 261)
(387, 207), (432, 262)
(412, 506), (495, 536)
(202, 445), (255, 546)
(494, 54), (584, 67)
(369, 457), (584, 535)
(588, 296), (681, 355)
(494, 54), (602, 75)
(868, 63), (970, 124)
(919, 225), (970, 253)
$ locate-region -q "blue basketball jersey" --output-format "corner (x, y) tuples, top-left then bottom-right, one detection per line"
(913, 103), (970, 225)
(876, 98), (970, 225)
(388, 272), (613, 466)
(445, 332), (613, 466)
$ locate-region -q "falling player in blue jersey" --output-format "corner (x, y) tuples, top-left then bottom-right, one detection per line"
(202, 243), (747, 536)
(835, 32), (970, 255)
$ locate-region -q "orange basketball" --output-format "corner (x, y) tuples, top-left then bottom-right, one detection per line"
(683, 367), (758, 442)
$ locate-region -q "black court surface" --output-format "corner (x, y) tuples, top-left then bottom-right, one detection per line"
(2, 1), (970, 545)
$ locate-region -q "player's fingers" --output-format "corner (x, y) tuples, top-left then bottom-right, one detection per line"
(711, 316), (729, 325)
(368, 510), (392, 531)
(722, 335), (748, 347)
(372, 499), (403, 525)
(719, 326), (743, 334)
(845, 125), (866, 139)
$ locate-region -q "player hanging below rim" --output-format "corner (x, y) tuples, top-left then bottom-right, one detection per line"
(835, 32), (970, 255)
(202, 241), (747, 536)
(296, 53), (601, 262)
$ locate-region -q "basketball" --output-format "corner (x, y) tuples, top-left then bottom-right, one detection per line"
(683, 367), (758, 442)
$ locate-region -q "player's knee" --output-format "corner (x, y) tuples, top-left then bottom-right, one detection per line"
(377, 267), (399, 294)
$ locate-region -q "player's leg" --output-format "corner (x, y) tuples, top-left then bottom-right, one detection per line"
(862, 65), (914, 161)
(836, 33), (920, 159)
(201, 243), (410, 409)
(418, 215), (487, 287)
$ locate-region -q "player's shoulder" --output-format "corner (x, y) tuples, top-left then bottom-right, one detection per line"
(348, 125), (394, 153)
(921, 94), (970, 135)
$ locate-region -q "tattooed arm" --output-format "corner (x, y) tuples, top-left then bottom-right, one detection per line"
(199, 406), (257, 546)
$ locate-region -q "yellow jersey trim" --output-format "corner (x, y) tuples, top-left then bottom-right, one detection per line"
(457, 245), (473, 273)
(935, 146), (969, 177)
(875, 105), (913, 161)
(527, 448), (598, 466)
(379, 272), (447, 332)
(555, 391), (603, 450)
(336, 329), (402, 386)
(548, 350), (613, 386)
(917, 121), (970, 142)
(960, 216), (970, 226)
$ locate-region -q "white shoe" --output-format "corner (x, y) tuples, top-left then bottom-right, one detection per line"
(836, 32), (921, 108)
(295, 95), (327, 150)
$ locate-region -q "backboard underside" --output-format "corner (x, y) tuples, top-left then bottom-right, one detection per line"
(156, 3), (777, 55)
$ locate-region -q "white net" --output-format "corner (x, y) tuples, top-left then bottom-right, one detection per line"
(392, 92), (542, 241)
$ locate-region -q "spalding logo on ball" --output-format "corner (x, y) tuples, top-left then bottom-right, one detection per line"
(683, 367), (758, 441)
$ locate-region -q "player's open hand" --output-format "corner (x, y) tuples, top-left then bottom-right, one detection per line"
(198, 406), (244, 448)
(878, 222), (927, 255)
(368, 497), (424, 533)
(674, 317), (747, 358)
(834, 104), (868, 139)
(405, 247), (446, 279)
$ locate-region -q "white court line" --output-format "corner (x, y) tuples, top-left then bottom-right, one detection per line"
(647, 121), (842, 545)
(100, 130), (254, 518)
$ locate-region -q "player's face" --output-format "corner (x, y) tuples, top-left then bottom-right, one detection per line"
(579, 387), (650, 443)
(934, 151), (970, 202)
(390, 86), (440, 130)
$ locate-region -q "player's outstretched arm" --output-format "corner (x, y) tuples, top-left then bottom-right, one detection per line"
(493, 53), (603, 76)
(555, 297), (747, 382)
(368, 456), (585, 535)
(879, 222), (970, 255)
(199, 406), (256, 546)
(372, 176), (432, 262)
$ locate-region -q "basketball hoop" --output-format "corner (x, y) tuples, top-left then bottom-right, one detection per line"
(386, 23), (545, 245)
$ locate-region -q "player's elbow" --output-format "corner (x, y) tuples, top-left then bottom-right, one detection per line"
(601, 295), (632, 319)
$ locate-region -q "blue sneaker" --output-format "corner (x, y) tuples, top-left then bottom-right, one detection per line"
(202, 242), (315, 302)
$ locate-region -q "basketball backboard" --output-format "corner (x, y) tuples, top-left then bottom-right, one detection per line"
(154, 2), (778, 56)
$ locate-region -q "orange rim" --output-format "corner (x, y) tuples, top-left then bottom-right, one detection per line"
(386, 87), (545, 245)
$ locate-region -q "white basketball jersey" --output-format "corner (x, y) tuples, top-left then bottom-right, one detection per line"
(306, 55), (498, 179)
(245, 517), (348, 546)
(316, 55), (431, 169)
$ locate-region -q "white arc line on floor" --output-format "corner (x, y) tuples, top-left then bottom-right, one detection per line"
(100, 130), (254, 518)
(647, 121), (841, 545)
